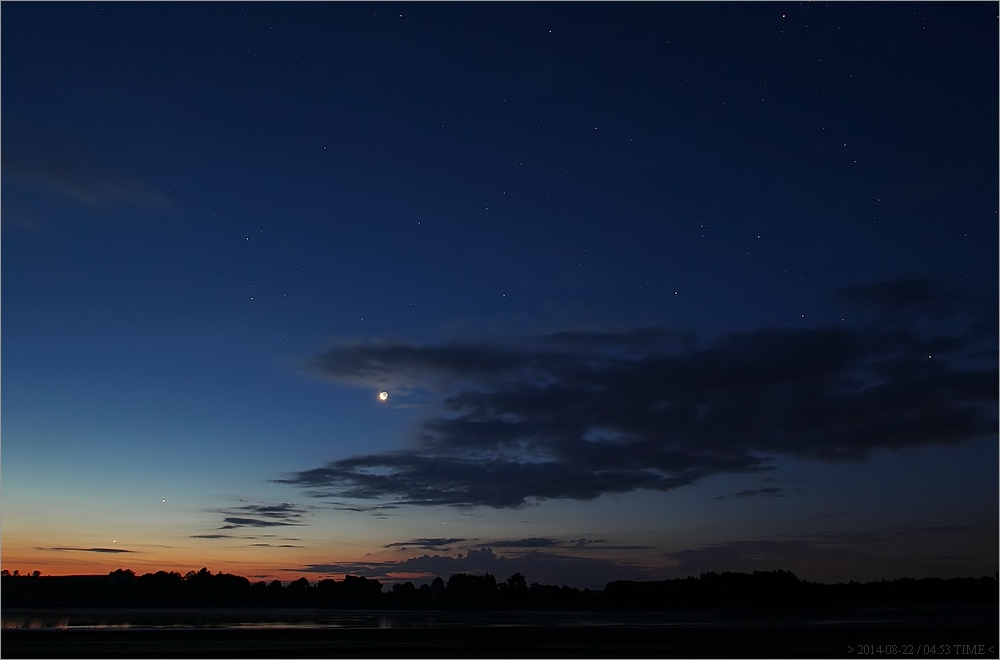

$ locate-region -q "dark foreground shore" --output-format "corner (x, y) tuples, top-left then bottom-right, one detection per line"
(3, 607), (997, 659)
(5, 623), (999, 658)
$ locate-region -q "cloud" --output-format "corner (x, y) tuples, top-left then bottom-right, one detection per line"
(663, 539), (870, 577)
(190, 534), (235, 539)
(292, 523), (995, 588)
(473, 537), (653, 551)
(214, 502), (308, 529)
(813, 510), (852, 520)
(714, 486), (791, 501)
(1, 145), (166, 210)
(220, 517), (301, 529)
(278, 281), (996, 509)
(663, 524), (997, 583)
(833, 278), (961, 319)
(483, 537), (561, 548)
(385, 538), (465, 550)
(293, 547), (659, 589)
(782, 525), (974, 545)
(38, 547), (136, 554)
(227, 503), (307, 519)
(734, 487), (787, 498)
(321, 502), (400, 514)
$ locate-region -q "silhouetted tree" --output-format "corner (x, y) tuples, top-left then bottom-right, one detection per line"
(266, 579), (285, 604)
(340, 574), (382, 605)
(136, 571), (184, 606)
(288, 577), (310, 592)
(431, 576), (445, 598)
(3, 567), (996, 610)
(446, 573), (498, 606)
(507, 573), (527, 593)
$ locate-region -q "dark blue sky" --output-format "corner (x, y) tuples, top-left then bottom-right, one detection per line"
(2, 2), (996, 587)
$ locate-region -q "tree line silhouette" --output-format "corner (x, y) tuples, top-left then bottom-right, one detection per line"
(2, 568), (996, 610)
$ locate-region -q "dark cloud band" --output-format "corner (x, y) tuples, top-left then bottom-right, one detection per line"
(212, 502), (308, 529)
(279, 282), (996, 509)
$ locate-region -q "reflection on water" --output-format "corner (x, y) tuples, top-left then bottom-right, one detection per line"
(2, 618), (70, 630)
(2, 606), (995, 631)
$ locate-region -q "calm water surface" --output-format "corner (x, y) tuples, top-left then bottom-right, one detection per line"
(3, 606), (994, 631)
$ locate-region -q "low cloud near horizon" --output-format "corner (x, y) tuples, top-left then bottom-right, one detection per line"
(291, 523), (997, 588)
(294, 547), (657, 589)
(277, 279), (997, 509)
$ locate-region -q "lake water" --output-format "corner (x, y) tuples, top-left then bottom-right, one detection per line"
(3, 605), (995, 631)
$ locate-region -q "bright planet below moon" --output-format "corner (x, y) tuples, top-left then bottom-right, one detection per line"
(378, 391), (388, 402)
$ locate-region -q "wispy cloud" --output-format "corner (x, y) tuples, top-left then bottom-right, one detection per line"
(277, 280), (996, 509)
(190, 534), (235, 539)
(38, 546), (136, 554)
(735, 487), (788, 498)
(473, 537), (653, 551)
(2, 148), (166, 209)
(385, 538), (465, 550)
(781, 525), (974, 545)
(482, 537), (561, 548)
(214, 502), (308, 530)
(321, 502), (400, 514)
(833, 277), (962, 320)
(714, 486), (792, 501)
(220, 517), (301, 529)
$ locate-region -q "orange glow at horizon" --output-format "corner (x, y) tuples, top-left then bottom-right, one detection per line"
(1, 543), (364, 582)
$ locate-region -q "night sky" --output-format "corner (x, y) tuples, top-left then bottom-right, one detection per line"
(2, 2), (996, 589)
